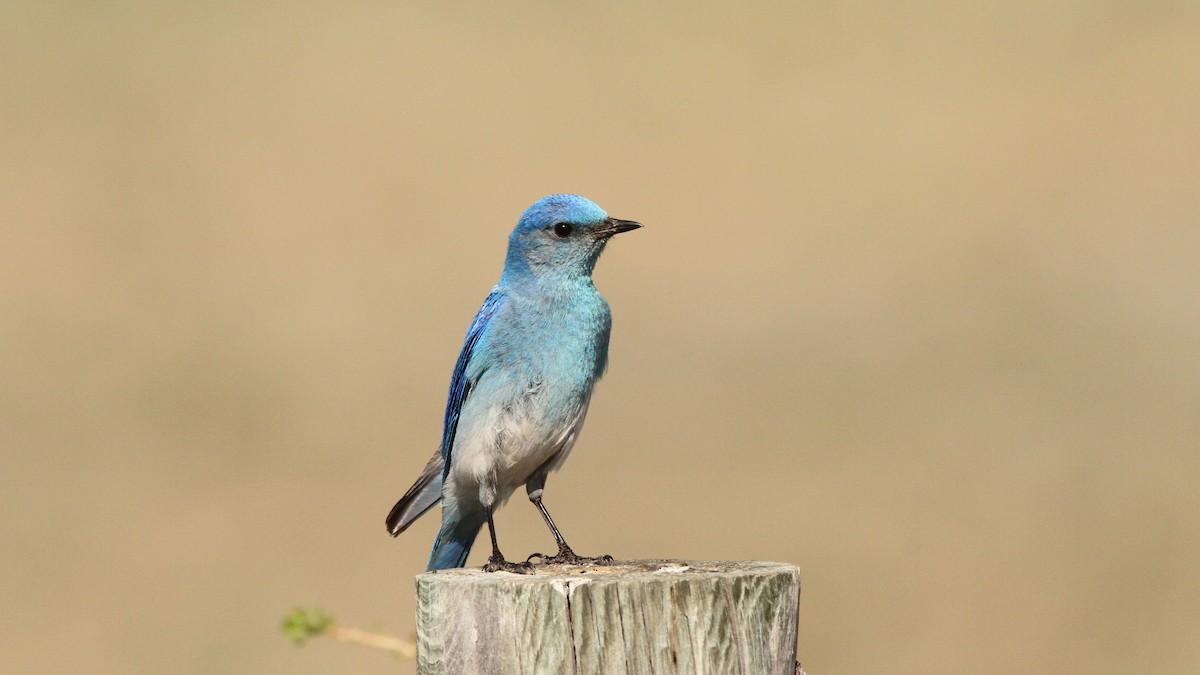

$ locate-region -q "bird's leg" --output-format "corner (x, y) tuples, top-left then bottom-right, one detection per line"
(482, 510), (534, 574)
(525, 489), (614, 566)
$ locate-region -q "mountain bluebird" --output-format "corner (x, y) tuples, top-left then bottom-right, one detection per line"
(385, 194), (641, 573)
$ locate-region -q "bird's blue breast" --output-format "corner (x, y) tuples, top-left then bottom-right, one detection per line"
(474, 283), (611, 398)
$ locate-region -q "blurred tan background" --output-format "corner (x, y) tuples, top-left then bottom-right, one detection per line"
(3, 2), (1198, 673)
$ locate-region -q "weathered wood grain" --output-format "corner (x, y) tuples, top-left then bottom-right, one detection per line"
(416, 560), (800, 674)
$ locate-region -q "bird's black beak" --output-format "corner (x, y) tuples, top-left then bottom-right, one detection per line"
(594, 217), (643, 239)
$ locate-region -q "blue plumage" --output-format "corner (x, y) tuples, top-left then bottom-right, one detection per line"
(386, 195), (641, 572)
(439, 290), (507, 475)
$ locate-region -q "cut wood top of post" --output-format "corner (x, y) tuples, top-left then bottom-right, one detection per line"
(418, 559), (798, 581)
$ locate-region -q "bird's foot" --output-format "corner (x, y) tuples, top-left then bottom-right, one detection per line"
(527, 545), (614, 567)
(483, 554), (534, 574)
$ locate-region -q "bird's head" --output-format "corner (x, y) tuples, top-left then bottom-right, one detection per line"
(502, 194), (641, 283)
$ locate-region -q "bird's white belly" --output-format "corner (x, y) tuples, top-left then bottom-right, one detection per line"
(447, 389), (592, 509)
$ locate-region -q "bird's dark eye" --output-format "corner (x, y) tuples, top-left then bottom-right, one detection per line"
(553, 222), (573, 238)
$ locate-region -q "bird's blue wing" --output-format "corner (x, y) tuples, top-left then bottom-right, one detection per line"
(440, 288), (506, 478)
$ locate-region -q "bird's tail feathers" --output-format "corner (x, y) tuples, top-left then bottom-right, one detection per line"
(427, 508), (486, 571)
(386, 452), (445, 536)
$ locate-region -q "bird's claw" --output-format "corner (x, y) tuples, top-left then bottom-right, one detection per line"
(527, 547), (614, 566)
(484, 555), (535, 574)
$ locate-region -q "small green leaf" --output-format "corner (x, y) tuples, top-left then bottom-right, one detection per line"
(281, 607), (335, 646)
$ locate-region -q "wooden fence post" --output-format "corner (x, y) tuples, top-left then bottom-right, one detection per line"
(415, 559), (800, 674)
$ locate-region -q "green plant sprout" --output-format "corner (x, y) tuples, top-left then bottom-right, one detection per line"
(281, 607), (415, 658)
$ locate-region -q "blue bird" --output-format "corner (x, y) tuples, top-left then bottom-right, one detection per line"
(386, 194), (641, 573)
